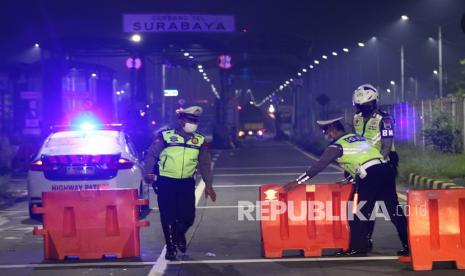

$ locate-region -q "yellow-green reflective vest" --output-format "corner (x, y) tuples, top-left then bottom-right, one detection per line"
(353, 112), (396, 152)
(158, 129), (205, 179)
(333, 133), (383, 177)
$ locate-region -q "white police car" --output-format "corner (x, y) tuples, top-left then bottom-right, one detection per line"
(27, 123), (149, 220)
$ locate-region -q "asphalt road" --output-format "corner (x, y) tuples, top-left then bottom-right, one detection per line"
(0, 140), (462, 275)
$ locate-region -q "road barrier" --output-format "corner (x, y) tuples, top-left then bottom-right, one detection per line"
(260, 183), (353, 258)
(406, 188), (465, 271)
(32, 189), (150, 260)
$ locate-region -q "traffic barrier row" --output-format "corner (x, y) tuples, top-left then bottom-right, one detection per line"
(33, 189), (149, 260)
(405, 188), (465, 271)
(408, 173), (461, 190)
(260, 183), (353, 258)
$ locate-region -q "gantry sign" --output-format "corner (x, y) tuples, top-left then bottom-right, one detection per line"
(123, 14), (236, 33)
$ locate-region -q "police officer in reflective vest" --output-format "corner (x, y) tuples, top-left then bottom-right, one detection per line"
(283, 117), (408, 256)
(352, 84), (407, 254)
(144, 106), (216, 260)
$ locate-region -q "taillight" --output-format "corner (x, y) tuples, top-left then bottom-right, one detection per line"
(117, 158), (134, 170)
(30, 160), (44, 171)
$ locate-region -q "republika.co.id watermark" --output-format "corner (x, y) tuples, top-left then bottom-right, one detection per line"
(237, 200), (427, 221)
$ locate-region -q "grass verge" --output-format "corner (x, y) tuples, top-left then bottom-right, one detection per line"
(397, 143), (465, 186)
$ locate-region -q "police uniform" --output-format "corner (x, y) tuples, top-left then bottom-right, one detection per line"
(289, 117), (408, 255)
(353, 110), (401, 247)
(144, 106), (213, 260)
(353, 110), (398, 165)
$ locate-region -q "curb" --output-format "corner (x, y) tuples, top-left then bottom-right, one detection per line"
(408, 173), (462, 189)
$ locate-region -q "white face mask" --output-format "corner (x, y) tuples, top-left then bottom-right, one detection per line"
(183, 122), (198, 133)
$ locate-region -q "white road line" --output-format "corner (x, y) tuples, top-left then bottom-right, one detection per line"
(0, 262), (156, 269)
(215, 166), (309, 170)
(287, 141), (343, 171)
(151, 205), (255, 210)
(215, 172), (342, 177)
(0, 256), (401, 269)
(214, 184), (262, 188)
(169, 256), (400, 264)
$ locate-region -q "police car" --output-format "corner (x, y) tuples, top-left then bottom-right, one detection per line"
(27, 123), (149, 220)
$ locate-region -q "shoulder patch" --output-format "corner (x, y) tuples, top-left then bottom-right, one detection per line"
(381, 117), (394, 130)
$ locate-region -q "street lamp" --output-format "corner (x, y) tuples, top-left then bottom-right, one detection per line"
(402, 15), (444, 97)
(130, 34), (142, 43)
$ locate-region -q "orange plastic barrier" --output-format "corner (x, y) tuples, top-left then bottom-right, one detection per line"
(407, 189), (465, 271)
(260, 183), (353, 258)
(32, 189), (150, 260)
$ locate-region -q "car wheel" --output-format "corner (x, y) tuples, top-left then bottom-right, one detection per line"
(28, 203), (42, 221)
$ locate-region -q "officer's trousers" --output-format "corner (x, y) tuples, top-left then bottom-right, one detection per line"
(155, 176), (196, 249)
(349, 163), (408, 252)
(366, 153), (399, 240)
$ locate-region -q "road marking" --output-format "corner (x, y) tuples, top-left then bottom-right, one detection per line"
(288, 141), (343, 171)
(214, 184), (262, 188)
(215, 172), (342, 177)
(0, 262), (156, 269)
(152, 205), (256, 210)
(169, 256), (400, 264)
(215, 166), (309, 170)
(0, 255), (401, 269)
(397, 192), (407, 201)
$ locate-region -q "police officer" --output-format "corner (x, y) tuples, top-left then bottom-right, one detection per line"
(283, 117), (408, 256)
(352, 84), (405, 254)
(144, 106), (217, 260)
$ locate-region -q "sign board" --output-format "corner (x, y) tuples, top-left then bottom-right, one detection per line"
(218, 55), (232, 69)
(164, 89), (179, 97)
(123, 14), (235, 33)
(20, 91), (41, 100)
(126, 57), (142, 69)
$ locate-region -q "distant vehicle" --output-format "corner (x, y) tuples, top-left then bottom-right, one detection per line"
(27, 123), (149, 220)
(237, 105), (274, 139)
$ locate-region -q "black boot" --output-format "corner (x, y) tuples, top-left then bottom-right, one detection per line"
(367, 238), (373, 252)
(335, 249), (367, 257)
(164, 224), (178, 261)
(175, 223), (187, 253)
(397, 244), (410, 256)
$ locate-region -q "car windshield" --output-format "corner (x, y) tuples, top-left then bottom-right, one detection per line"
(43, 130), (121, 155)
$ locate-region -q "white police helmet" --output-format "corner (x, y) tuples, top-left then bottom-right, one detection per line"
(352, 84), (379, 105)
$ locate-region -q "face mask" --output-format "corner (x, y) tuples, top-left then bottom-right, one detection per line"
(358, 104), (374, 116)
(183, 122), (198, 133)
(356, 102), (376, 116)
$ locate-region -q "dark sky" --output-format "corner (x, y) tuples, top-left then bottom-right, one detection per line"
(2, 0), (465, 103)
(2, 0), (464, 49)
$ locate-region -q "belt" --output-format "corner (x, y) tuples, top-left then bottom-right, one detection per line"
(359, 158), (387, 171)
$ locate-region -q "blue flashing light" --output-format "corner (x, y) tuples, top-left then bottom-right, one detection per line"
(80, 122), (96, 131)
